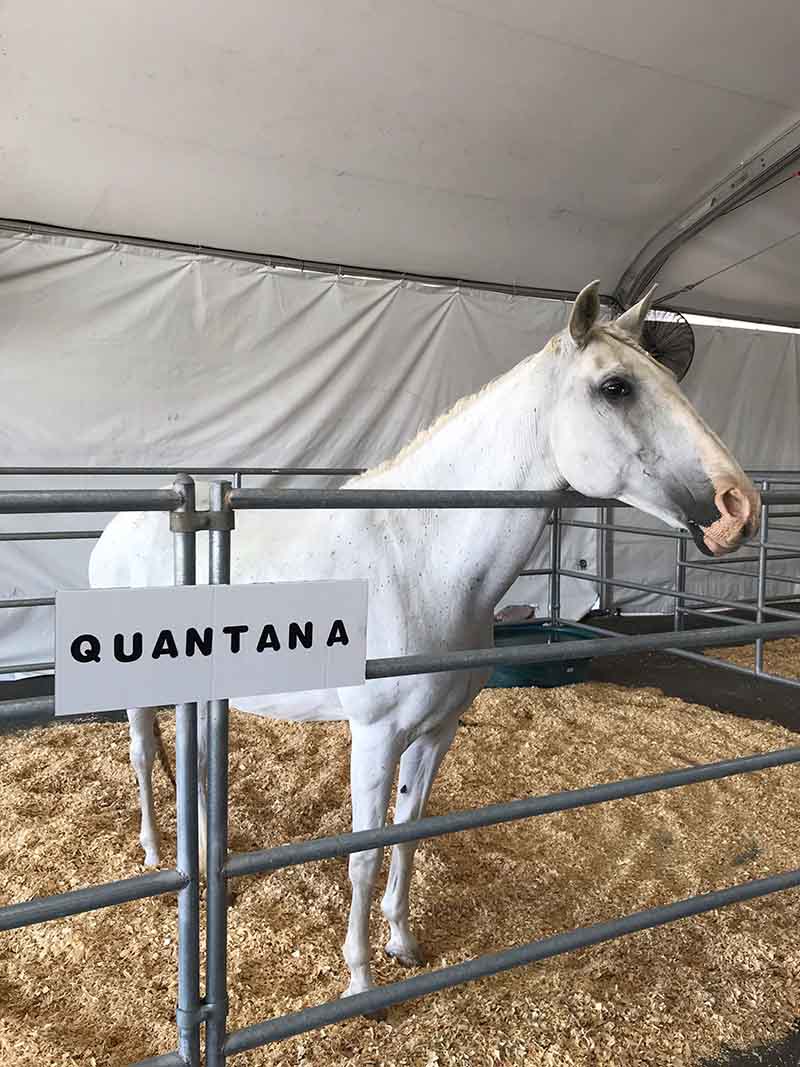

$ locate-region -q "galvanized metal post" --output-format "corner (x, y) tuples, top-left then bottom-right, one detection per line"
(674, 535), (687, 632)
(549, 507), (562, 626)
(171, 475), (202, 1067)
(206, 481), (233, 1067)
(598, 506), (614, 614)
(756, 480), (770, 673)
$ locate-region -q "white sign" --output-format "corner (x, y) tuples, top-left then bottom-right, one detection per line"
(55, 580), (368, 716)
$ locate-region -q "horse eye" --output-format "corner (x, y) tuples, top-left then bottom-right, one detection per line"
(600, 376), (632, 400)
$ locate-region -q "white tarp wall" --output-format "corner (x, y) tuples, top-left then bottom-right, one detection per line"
(1, 231), (798, 671)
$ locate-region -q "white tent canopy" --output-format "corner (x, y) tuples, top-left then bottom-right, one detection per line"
(3, 0), (800, 321)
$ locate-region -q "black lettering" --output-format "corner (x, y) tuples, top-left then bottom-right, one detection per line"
(326, 619), (349, 647)
(288, 621), (313, 650)
(152, 629), (179, 659)
(223, 625), (249, 653)
(256, 624), (281, 652)
(71, 634), (101, 663)
(114, 632), (143, 663)
(186, 627), (213, 657)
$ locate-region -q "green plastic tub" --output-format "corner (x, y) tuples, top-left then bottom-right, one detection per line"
(488, 621), (595, 689)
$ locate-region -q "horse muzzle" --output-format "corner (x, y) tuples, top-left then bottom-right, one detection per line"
(688, 483), (761, 557)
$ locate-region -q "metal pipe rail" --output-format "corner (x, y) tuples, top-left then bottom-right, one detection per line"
(572, 618), (800, 692)
(1, 596), (54, 609)
(224, 868), (800, 1052)
(0, 488), (181, 514)
(0, 466), (367, 477)
(682, 559), (800, 584)
(228, 487), (623, 510)
(4, 617), (800, 728)
(225, 743), (800, 879)
(536, 567), (800, 621)
(0, 530), (103, 541)
(0, 870), (187, 932)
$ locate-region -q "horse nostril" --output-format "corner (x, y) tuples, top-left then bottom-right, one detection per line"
(717, 486), (749, 522)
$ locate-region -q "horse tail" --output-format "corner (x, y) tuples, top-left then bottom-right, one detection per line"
(153, 715), (176, 792)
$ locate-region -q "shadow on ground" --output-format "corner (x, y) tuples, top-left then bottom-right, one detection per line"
(699, 1021), (800, 1067)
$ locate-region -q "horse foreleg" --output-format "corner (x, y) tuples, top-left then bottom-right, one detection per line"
(381, 714), (459, 967)
(342, 721), (403, 999)
(128, 707), (161, 866)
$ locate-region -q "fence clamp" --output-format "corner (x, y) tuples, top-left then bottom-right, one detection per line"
(170, 510), (235, 533)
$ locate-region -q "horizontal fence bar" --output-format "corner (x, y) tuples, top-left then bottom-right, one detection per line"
(0, 467), (366, 477)
(761, 539), (800, 553)
(667, 647), (800, 689)
(228, 488), (623, 510)
(0, 869), (186, 931)
(0, 597), (55, 609)
(761, 493), (800, 506)
(0, 489), (181, 514)
(556, 568), (800, 619)
(0, 530), (103, 542)
(228, 488), (800, 511)
(569, 618), (800, 689)
(0, 696), (129, 726)
(224, 867), (800, 1054)
(364, 618), (800, 680)
(557, 517), (685, 540)
(7, 620), (800, 728)
(678, 561), (800, 585)
(676, 606), (749, 626)
(723, 592), (800, 609)
(0, 695), (58, 724)
(0, 660), (55, 676)
(682, 551), (800, 566)
(225, 742), (800, 879)
(0, 465), (793, 481)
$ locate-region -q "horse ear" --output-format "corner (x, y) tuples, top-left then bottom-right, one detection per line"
(568, 280), (601, 346)
(615, 284), (658, 341)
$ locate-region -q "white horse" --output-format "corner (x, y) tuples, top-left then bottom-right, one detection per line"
(89, 281), (759, 998)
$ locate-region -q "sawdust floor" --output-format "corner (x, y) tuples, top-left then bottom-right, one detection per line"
(711, 637), (800, 680)
(2, 683), (800, 1067)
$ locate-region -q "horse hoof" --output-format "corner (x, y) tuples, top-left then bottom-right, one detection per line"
(385, 942), (425, 968)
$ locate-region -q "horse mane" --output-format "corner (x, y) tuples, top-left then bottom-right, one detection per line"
(357, 337), (562, 480)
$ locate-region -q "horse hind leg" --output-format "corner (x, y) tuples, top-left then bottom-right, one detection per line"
(381, 714), (459, 967)
(342, 722), (403, 1001)
(128, 707), (162, 866)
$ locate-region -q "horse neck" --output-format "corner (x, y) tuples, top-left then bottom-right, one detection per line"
(357, 344), (566, 610)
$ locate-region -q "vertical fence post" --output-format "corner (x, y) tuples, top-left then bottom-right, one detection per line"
(171, 474), (202, 1067)
(756, 480), (770, 674)
(674, 535), (687, 632)
(206, 481), (233, 1067)
(598, 506), (614, 614)
(550, 506), (562, 627)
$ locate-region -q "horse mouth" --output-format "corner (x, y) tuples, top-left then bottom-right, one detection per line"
(687, 521), (717, 558)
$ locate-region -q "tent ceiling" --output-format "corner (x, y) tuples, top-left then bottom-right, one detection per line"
(2, 0), (800, 318)
(652, 161), (800, 325)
